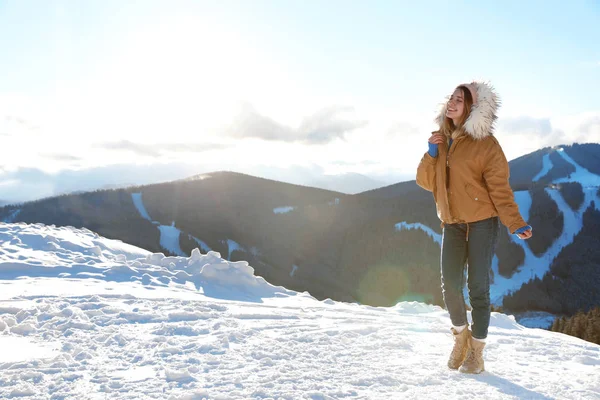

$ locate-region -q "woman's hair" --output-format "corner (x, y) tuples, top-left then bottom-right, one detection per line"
(440, 85), (474, 138)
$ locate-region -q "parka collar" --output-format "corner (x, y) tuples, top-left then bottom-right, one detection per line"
(435, 81), (500, 140)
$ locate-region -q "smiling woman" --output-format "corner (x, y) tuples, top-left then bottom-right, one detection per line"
(417, 81), (532, 375)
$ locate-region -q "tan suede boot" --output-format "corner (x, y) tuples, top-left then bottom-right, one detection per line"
(447, 327), (470, 369)
(459, 338), (485, 374)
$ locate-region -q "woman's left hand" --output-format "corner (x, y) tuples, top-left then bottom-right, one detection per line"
(517, 229), (533, 240)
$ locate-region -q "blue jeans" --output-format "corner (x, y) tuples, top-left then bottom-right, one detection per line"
(441, 217), (499, 340)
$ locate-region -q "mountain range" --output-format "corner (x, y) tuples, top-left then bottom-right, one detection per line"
(1, 142), (599, 326)
(0, 164), (392, 204)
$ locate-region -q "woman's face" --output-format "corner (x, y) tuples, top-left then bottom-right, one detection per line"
(445, 88), (465, 121)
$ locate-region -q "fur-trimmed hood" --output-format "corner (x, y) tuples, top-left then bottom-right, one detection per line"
(435, 81), (500, 140)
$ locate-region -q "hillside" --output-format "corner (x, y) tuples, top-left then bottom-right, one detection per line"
(0, 223), (598, 399)
(1, 144), (599, 322)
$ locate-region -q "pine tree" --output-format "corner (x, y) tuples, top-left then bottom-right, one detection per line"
(572, 312), (585, 338)
(584, 318), (595, 343)
(551, 317), (559, 332)
(558, 316), (566, 333)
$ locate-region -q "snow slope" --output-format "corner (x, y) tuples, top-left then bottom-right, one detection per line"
(1, 223), (598, 399)
(131, 193), (152, 221)
(158, 222), (186, 257)
(132, 193), (245, 260)
(132, 192), (219, 258)
(532, 153), (553, 182)
(395, 222), (442, 245)
(553, 148), (600, 186)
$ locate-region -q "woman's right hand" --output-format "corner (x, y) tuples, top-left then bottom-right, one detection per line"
(428, 133), (445, 144)
(517, 229), (533, 240)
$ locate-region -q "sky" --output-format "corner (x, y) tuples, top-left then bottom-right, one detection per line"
(1, 0), (599, 200)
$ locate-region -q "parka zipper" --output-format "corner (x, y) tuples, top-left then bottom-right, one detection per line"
(443, 140), (452, 221)
(444, 134), (466, 224)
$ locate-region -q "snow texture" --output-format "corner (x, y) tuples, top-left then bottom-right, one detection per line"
(1, 222), (598, 399)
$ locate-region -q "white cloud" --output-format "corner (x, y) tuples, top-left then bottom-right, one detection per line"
(496, 112), (600, 161)
(224, 104), (368, 145)
(498, 116), (553, 135)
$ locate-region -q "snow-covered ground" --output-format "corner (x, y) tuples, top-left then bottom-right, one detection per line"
(0, 222), (598, 399)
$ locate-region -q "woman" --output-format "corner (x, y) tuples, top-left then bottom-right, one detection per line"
(416, 81), (532, 374)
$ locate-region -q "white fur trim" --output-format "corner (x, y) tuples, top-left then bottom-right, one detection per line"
(435, 81), (500, 140)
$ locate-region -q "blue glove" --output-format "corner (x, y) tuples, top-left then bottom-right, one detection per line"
(428, 142), (438, 157)
(514, 225), (532, 236)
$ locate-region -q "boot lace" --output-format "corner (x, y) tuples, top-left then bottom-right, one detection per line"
(464, 345), (483, 364)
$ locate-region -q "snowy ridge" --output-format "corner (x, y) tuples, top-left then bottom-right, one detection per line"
(0, 223), (292, 301)
(0, 222), (598, 399)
